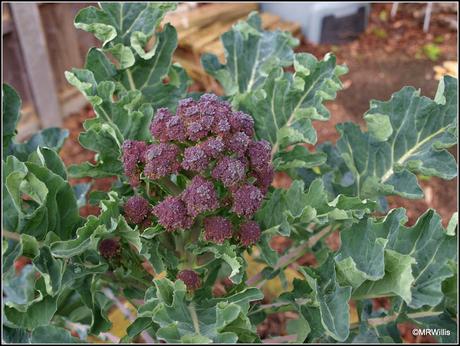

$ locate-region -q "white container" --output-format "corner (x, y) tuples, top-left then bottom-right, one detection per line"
(260, 2), (370, 44)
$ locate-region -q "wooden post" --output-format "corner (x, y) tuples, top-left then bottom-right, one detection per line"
(10, 3), (62, 128)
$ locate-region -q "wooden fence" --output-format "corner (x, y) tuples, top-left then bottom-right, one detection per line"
(3, 3), (98, 137)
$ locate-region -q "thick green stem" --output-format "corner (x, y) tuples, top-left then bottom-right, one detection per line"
(246, 225), (335, 287)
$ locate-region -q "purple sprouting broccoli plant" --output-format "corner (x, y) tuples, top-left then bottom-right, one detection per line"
(121, 94), (273, 244)
(3, 4), (457, 343)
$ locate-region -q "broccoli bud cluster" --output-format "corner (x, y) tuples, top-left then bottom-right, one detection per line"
(121, 94), (274, 247)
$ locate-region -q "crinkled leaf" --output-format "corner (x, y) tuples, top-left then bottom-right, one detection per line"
(336, 76), (458, 200)
(188, 242), (246, 284)
(257, 179), (375, 236)
(32, 246), (63, 296)
(338, 209), (457, 309)
(5, 159), (82, 240)
(4, 295), (59, 329)
(202, 12), (298, 95)
(75, 3), (175, 47)
(151, 279), (261, 343)
(300, 256), (352, 341)
(240, 53), (346, 151)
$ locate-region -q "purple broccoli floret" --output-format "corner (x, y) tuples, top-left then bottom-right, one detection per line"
(177, 269), (201, 291)
(186, 120), (209, 141)
(247, 140), (272, 172)
(231, 184), (263, 217)
(99, 238), (121, 259)
(201, 136), (225, 159)
(238, 221), (261, 246)
(229, 111), (254, 137)
(212, 156), (246, 187)
(176, 97), (200, 121)
(182, 146), (209, 173)
(166, 115), (187, 142)
(124, 195), (152, 225)
(153, 196), (192, 231)
(181, 176), (218, 218)
(150, 108), (172, 142)
(225, 131), (250, 155)
(204, 216), (233, 244)
(144, 143), (181, 180)
(122, 140), (147, 187)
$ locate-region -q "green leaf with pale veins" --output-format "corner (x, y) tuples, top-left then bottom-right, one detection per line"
(151, 279), (262, 343)
(202, 12), (298, 95)
(300, 256), (352, 341)
(336, 76), (458, 200)
(74, 2), (176, 47)
(240, 53), (346, 151)
(338, 208), (457, 309)
(257, 179), (376, 236)
(4, 158), (82, 240)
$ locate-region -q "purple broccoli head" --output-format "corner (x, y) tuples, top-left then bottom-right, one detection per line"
(204, 216), (233, 244)
(182, 146), (209, 173)
(150, 108), (173, 142)
(231, 184), (264, 218)
(144, 143), (181, 180)
(123, 94), (272, 251)
(153, 196), (192, 231)
(238, 221), (261, 246)
(212, 156), (246, 187)
(122, 140), (147, 187)
(177, 269), (201, 290)
(181, 176), (219, 218)
(124, 195), (152, 225)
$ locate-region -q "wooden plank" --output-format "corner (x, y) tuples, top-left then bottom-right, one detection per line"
(2, 20), (35, 105)
(2, 3), (13, 35)
(188, 21), (230, 53)
(164, 3), (258, 31)
(39, 3), (84, 92)
(268, 20), (302, 37)
(11, 3), (62, 127)
(260, 12), (281, 29)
